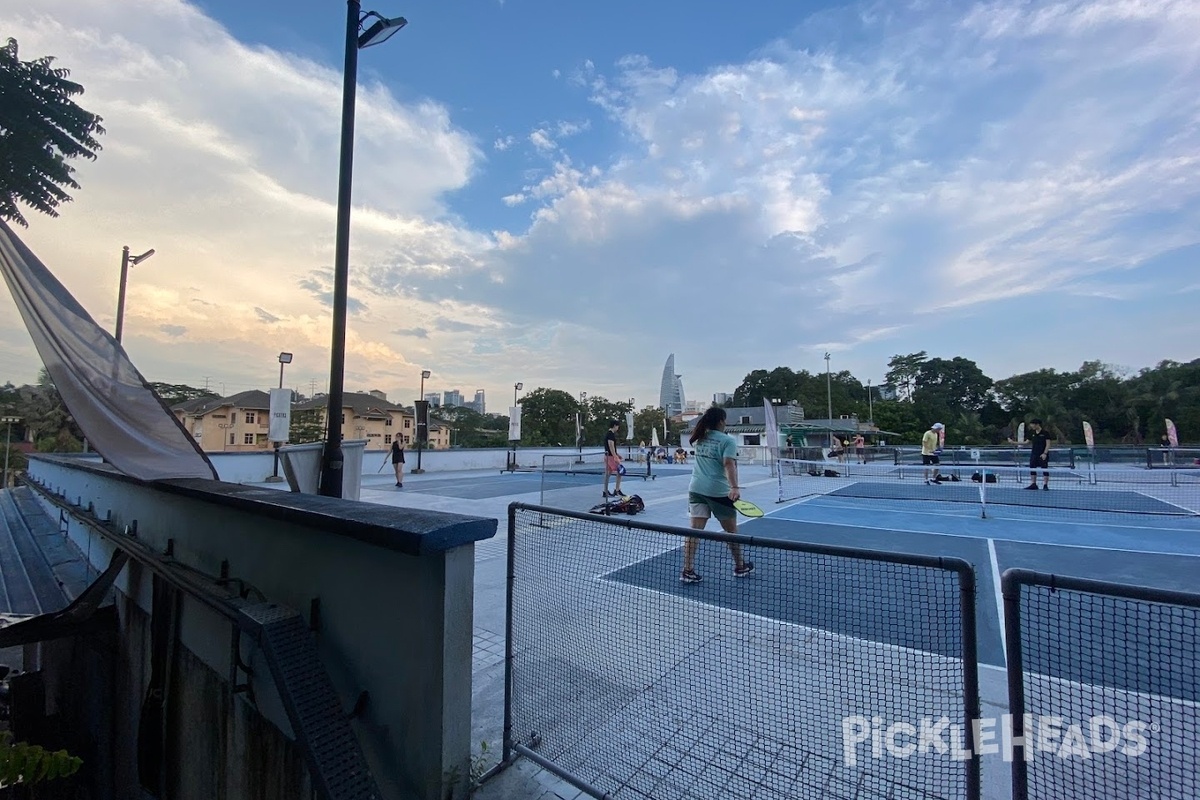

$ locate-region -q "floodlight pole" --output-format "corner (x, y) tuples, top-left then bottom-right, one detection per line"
(270, 352), (292, 481)
(415, 369), (430, 473)
(825, 352), (833, 448)
(2, 416), (18, 489)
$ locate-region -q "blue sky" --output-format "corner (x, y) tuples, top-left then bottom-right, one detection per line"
(2, 0), (1198, 409)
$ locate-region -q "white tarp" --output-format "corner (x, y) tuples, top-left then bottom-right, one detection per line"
(0, 221), (216, 480)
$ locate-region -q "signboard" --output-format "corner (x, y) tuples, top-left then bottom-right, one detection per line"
(414, 400), (430, 444)
(268, 388), (291, 442)
(508, 405), (522, 441)
(970, 448), (981, 462)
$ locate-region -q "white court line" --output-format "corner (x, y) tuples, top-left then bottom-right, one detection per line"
(771, 506), (1200, 556)
(988, 539), (1006, 666)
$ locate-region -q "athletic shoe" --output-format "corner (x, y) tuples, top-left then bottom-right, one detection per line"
(1024, 484), (1038, 490)
(396, 482), (402, 487)
(734, 562), (755, 577)
(680, 570), (702, 584)
(1042, 485), (1049, 491)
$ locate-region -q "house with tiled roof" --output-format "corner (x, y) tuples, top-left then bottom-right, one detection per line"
(293, 390), (448, 452)
(171, 390), (273, 452)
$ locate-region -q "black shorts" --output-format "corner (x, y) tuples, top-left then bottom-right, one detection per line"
(922, 454), (939, 466)
(1029, 455), (1047, 470)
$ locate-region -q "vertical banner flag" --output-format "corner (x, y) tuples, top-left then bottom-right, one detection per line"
(508, 406), (522, 441)
(938, 426), (946, 450)
(1166, 419), (1178, 448)
(663, 417), (668, 444)
(1017, 422), (1026, 444)
(268, 388), (292, 442)
(625, 411), (635, 441)
(652, 427), (660, 448)
(763, 399), (780, 449)
(1083, 421), (1095, 450)
(763, 399), (780, 476)
(414, 400), (430, 444)
(574, 413), (582, 447)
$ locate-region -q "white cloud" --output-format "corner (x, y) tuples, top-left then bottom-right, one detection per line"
(3, 0), (1198, 407)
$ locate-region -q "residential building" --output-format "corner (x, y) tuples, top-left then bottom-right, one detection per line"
(294, 391), (448, 451)
(424, 392), (442, 408)
(443, 389), (463, 408)
(713, 392), (732, 405)
(658, 354), (686, 418)
(172, 390), (273, 452)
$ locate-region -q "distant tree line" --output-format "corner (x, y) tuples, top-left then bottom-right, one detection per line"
(729, 355), (1200, 446)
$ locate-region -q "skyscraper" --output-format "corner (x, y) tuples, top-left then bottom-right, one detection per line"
(443, 389), (464, 408)
(473, 389), (486, 415)
(659, 354), (686, 418)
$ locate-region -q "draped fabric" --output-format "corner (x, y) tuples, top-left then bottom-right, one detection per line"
(0, 221), (217, 480)
(763, 399), (780, 474)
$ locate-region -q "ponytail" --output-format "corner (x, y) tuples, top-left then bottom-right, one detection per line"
(690, 406), (727, 445)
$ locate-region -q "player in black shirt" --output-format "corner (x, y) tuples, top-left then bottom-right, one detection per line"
(1026, 418), (1051, 490)
(603, 420), (625, 498)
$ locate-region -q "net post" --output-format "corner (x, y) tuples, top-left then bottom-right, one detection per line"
(502, 503), (517, 767)
(958, 564), (982, 800)
(1001, 570), (1029, 800)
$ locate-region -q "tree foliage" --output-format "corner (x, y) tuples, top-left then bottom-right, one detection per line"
(0, 38), (105, 227)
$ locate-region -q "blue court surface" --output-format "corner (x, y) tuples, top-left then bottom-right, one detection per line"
(607, 494), (1200, 695)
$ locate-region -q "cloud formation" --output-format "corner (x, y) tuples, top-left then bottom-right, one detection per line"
(1, 0), (1196, 406)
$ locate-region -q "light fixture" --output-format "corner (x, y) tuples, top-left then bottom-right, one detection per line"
(359, 12), (407, 48)
(279, 352), (293, 364)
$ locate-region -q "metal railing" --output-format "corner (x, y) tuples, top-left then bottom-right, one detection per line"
(1002, 569), (1200, 800)
(500, 502), (981, 799)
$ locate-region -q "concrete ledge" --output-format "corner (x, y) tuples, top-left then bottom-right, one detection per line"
(28, 454), (497, 555)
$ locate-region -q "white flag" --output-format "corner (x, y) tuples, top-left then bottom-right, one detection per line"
(574, 413), (582, 447)
(625, 411), (635, 441)
(508, 405), (522, 441)
(268, 388), (292, 442)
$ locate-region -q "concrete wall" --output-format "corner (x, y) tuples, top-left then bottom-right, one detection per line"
(202, 445), (626, 483)
(25, 455), (496, 800)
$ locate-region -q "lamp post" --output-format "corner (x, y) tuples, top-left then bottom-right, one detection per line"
(115, 246), (155, 343)
(2, 416), (19, 489)
(577, 391), (587, 462)
(415, 369), (431, 474)
(319, 1), (408, 499)
(508, 382), (522, 472)
(825, 352), (834, 448)
(270, 352), (293, 481)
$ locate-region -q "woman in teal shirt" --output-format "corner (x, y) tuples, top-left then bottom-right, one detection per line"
(681, 407), (754, 584)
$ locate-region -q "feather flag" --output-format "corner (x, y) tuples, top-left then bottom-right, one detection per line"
(1166, 419), (1179, 448)
(1083, 421), (1095, 450)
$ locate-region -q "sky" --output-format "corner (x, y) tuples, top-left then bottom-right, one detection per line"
(2, 0), (1198, 412)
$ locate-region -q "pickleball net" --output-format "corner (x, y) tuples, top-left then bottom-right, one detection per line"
(776, 458), (1200, 523)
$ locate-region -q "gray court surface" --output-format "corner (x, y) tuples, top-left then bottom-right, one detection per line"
(341, 464), (1199, 799)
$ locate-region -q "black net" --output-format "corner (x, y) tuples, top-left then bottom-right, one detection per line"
(1013, 581), (1199, 800)
(506, 504), (978, 799)
(776, 459), (1200, 524)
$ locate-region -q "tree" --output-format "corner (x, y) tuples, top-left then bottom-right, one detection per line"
(148, 383), (218, 407)
(884, 352), (928, 402)
(0, 38), (105, 227)
(514, 388), (578, 446)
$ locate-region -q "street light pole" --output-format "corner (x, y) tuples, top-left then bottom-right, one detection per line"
(319, 1), (407, 498)
(115, 245), (155, 343)
(271, 352), (293, 481)
(825, 352), (833, 449)
(415, 369), (431, 473)
(508, 382), (522, 472)
(2, 416), (19, 489)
